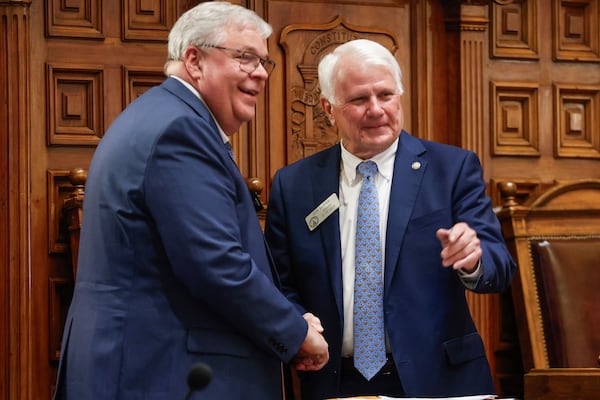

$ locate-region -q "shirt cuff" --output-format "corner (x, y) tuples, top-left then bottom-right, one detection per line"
(457, 259), (482, 289)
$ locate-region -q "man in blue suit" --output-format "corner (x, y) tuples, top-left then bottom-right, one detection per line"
(53, 2), (328, 399)
(265, 39), (516, 399)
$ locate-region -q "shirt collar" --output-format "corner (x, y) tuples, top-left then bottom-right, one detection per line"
(340, 138), (399, 183)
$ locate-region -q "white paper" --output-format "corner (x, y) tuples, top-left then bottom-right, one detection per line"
(380, 396), (497, 400)
(335, 396), (498, 400)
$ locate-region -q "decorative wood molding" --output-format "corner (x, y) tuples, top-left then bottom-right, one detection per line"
(553, 83), (600, 159)
(453, 5), (488, 158)
(490, 81), (540, 156)
(122, 0), (176, 42)
(491, 0), (539, 59)
(122, 66), (165, 107)
(45, 0), (103, 39)
(46, 63), (104, 145)
(279, 16), (399, 163)
(1, 2), (32, 399)
(553, 0), (600, 62)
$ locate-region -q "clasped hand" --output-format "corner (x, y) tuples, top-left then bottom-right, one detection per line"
(293, 312), (329, 371)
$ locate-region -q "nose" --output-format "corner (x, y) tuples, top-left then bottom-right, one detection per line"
(366, 97), (385, 116)
(249, 63), (269, 80)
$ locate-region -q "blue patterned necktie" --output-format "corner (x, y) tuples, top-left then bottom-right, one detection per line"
(353, 160), (386, 381)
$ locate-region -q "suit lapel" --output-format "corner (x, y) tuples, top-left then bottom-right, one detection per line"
(384, 133), (427, 294)
(313, 145), (344, 319)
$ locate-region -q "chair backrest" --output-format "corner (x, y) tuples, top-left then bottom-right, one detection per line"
(497, 179), (600, 371)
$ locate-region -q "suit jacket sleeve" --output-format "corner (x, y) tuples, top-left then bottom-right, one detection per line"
(453, 151), (516, 293)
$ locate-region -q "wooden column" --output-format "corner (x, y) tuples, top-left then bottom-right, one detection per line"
(0, 1), (32, 399)
(443, 0), (505, 392)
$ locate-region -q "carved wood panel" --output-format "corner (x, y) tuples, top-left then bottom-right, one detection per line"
(490, 81), (540, 156)
(46, 64), (104, 146)
(279, 16), (399, 162)
(553, 0), (600, 62)
(265, 0), (415, 177)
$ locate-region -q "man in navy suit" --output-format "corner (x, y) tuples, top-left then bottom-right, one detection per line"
(53, 2), (328, 399)
(265, 39), (516, 399)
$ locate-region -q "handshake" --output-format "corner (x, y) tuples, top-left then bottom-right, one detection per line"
(293, 312), (330, 371)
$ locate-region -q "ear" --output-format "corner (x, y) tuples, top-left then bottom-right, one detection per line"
(183, 46), (204, 79)
(320, 97), (335, 125)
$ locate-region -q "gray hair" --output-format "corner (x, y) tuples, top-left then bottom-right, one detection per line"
(167, 1), (272, 62)
(318, 39), (404, 104)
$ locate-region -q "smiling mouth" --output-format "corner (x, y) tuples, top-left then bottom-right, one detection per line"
(241, 87), (259, 96)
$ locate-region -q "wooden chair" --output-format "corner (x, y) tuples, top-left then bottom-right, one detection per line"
(497, 179), (600, 400)
(63, 168), (87, 279)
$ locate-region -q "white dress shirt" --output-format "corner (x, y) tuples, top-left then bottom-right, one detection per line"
(339, 139), (397, 356)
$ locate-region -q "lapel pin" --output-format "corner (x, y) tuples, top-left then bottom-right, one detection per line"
(411, 161), (421, 170)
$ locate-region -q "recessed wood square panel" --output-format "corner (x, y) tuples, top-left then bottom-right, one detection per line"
(47, 170), (74, 255)
(122, 66), (165, 107)
(45, 0), (103, 39)
(46, 64), (104, 146)
(554, 83), (600, 158)
(492, 1), (539, 59)
(491, 81), (540, 156)
(553, 0), (600, 62)
(122, 0), (177, 41)
(48, 277), (73, 362)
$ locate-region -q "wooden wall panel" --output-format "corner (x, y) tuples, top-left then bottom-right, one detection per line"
(46, 64), (104, 145)
(553, 0), (600, 62)
(490, 81), (540, 156)
(278, 16), (401, 162)
(491, 0), (538, 59)
(264, 0), (417, 185)
(122, 0), (176, 41)
(553, 83), (600, 159)
(488, 1), (600, 397)
(1, 1), (598, 399)
(45, 0), (103, 39)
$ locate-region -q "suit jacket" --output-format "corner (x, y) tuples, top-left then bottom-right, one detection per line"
(54, 77), (307, 400)
(265, 132), (516, 399)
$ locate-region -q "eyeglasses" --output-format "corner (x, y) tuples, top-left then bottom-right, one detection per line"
(201, 45), (276, 76)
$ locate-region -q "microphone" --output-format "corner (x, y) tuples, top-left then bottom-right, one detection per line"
(184, 362), (212, 400)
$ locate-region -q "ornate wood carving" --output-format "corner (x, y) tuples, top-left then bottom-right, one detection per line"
(553, 0), (600, 62)
(45, 0), (103, 39)
(279, 16), (398, 163)
(490, 81), (540, 156)
(122, 0), (176, 42)
(553, 83), (600, 158)
(491, 0), (539, 59)
(46, 63), (104, 145)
